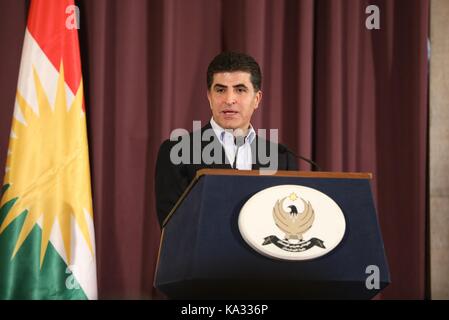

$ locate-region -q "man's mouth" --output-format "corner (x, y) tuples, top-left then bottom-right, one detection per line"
(222, 110), (238, 116)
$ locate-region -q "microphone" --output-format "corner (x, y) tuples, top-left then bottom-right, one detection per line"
(278, 144), (322, 171)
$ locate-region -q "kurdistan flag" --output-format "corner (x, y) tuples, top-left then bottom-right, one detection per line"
(0, 0), (97, 299)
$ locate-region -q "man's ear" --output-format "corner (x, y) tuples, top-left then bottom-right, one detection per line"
(207, 90), (212, 109)
(254, 90), (262, 110)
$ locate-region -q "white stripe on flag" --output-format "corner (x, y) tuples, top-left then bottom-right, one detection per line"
(15, 29), (75, 120)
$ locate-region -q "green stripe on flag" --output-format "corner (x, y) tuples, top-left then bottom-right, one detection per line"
(0, 189), (87, 300)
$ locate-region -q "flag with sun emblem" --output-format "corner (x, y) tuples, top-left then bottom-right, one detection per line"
(0, 0), (97, 299)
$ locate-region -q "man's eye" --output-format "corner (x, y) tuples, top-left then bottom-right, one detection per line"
(215, 88), (225, 93)
(236, 88), (247, 93)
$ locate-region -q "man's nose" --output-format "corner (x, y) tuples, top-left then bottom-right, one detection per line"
(225, 91), (237, 105)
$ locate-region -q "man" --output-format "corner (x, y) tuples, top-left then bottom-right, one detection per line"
(155, 52), (297, 227)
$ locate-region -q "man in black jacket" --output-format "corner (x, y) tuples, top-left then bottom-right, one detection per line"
(155, 52), (297, 226)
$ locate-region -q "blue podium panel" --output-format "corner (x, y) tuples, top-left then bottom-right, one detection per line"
(155, 174), (390, 299)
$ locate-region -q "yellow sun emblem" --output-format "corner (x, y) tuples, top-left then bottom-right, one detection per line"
(289, 193), (298, 201)
(0, 62), (94, 268)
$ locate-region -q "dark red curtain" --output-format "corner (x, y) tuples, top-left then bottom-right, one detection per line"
(0, 0), (428, 299)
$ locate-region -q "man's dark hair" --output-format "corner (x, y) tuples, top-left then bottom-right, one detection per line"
(207, 52), (262, 92)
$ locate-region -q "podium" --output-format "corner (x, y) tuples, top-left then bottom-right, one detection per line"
(154, 169), (390, 299)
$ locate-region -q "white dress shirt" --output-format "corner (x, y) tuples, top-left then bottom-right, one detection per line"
(210, 118), (256, 170)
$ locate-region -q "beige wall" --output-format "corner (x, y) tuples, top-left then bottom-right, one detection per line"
(430, 0), (449, 300)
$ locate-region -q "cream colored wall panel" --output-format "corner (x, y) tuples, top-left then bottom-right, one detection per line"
(430, 0), (449, 300)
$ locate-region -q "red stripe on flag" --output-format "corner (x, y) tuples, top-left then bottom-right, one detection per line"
(27, 0), (82, 97)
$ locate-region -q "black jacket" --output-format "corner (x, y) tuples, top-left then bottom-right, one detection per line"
(155, 123), (298, 226)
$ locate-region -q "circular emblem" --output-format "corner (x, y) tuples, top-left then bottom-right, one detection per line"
(238, 185), (346, 261)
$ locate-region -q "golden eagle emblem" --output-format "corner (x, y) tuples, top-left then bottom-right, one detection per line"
(273, 193), (315, 241)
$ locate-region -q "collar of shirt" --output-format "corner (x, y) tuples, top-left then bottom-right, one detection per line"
(209, 117), (256, 146)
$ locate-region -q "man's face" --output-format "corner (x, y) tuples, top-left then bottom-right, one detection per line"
(207, 71), (262, 134)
